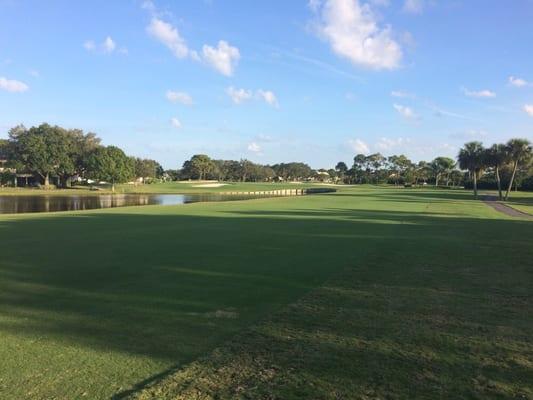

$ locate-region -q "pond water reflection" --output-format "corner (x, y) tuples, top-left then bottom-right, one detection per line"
(0, 193), (266, 214)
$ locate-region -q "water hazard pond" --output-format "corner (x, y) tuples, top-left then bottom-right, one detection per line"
(0, 193), (269, 214)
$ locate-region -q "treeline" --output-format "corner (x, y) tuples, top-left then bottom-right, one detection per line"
(0, 124), (163, 190)
(168, 154), (318, 182)
(1, 124), (531, 197)
(458, 139), (532, 199)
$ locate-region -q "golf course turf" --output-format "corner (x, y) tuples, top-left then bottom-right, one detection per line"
(0, 186), (531, 399)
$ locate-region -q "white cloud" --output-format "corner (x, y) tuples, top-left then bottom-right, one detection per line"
(375, 137), (411, 151)
(28, 69), (40, 77)
(309, 0), (402, 70)
(257, 89), (279, 107)
(348, 138), (370, 153)
(462, 87), (496, 98)
(170, 117), (182, 129)
(509, 76), (528, 87)
(524, 104), (533, 117)
(247, 142), (262, 153)
(226, 87), (278, 107)
(391, 90), (414, 98)
(166, 90), (193, 105)
(84, 36), (124, 55)
(147, 17), (189, 59)
(143, 4), (240, 77)
(83, 40), (96, 51)
(0, 77), (29, 93)
(202, 40), (240, 76)
(393, 103), (417, 119)
(403, 0), (424, 14)
(226, 87), (253, 104)
(141, 0), (156, 13)
(103, 36), (116, 53)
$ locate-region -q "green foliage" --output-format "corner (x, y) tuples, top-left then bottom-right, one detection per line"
(270, 162), (313, 180)
(86, 146), (134, 186)
(504, 138), (532, 199)
(430, 156), (456, 186)
(181, 154), (215, 180)
(458, 141), (485, 197)
(9, 123), (75, 185)
(6, 124), (103, 187)
(134, 158), (161, 180)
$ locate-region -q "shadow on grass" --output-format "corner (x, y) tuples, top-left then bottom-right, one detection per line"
(0, 202), (532, 399)
(333, 187), (533, 205)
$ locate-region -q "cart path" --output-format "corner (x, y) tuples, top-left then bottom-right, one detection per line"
(482, 195), (533, 220)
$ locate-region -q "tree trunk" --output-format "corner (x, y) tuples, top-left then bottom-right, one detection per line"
(435, 174), (439, 187)
(473, 170), (478, 199)
(44, 173), (50, 187)
(495, 165), (502, 200)
(504, 161), (518, 200)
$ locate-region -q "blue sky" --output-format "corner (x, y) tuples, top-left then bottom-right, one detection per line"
(1, 0), (533, 169)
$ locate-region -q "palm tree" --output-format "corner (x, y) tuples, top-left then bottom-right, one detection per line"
(485, 144), (509, 200)
(458, 141), (484, 198)
(504, 138), (532, 200)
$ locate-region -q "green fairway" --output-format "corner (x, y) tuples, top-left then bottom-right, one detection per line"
(0, 186), (532, 399)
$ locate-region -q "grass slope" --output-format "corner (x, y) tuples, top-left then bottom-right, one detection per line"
(0, 187), (532, 399)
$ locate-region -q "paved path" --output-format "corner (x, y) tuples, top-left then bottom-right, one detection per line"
(482, 195), (533, 220)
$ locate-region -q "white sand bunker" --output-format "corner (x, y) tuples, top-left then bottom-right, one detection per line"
(192, 183), (228, 188)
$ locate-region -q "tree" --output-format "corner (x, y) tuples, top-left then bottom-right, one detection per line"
(239, 159), (255, 182)
(187, 154), (214, 180)
(70, 130), (101, 184)
(504, 139), (532, 200)
(181, 155), (215, 180)
(134, 158), (159, 181)
(351, 154), (367, 183)
(335, 162), (348, 182)
(449, 169), (464, 187)
(414, 161), (431, 185)
(86, 146), (134, 191)
(458, 141), (485, 198)
(430, 157), (455, 187)
(485, 144), (508, 200)
(388, 154), (413, 185)
(165, 169), (180, 181)
(9, 123), (74, 187)
(271, 162), (313, 181)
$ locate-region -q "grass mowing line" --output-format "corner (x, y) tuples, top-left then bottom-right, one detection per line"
(126, 257), (533, 399)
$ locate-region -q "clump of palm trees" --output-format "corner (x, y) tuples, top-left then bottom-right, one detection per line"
(458, 138), (532, 200)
